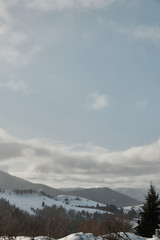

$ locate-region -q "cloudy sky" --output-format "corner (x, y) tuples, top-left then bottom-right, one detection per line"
(0, 0), (160, 189)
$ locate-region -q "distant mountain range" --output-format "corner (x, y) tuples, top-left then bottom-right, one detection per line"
(0, 170), (141, 207)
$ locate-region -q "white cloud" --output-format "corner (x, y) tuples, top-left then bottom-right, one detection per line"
(0, 0), (119, 14)
(118, 25), (160, 46)
(0, 1), (41, 68)
(0, 80), (31, 95)
(100, 19), (160, 46)
(132, 100), (148, 110)
(0, 27), (41, 67)
(87, 92), (109, 110)
(0, 128), (159, 188)
(25, 0), (118, 11)
(0, 0), (13, 22)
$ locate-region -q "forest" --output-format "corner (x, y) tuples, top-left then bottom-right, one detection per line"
(0, 198), (132, 238)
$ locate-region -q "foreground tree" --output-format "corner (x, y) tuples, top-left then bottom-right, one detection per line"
(136, 183), (160, 237)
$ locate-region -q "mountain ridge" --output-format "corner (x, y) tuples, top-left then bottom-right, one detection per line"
(0, 170), (63, 196)
(0, 170), (141, 207)
(64, 187), (141, 207)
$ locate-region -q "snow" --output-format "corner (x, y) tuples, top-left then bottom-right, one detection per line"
(0, 233), (102, 240)
(119, 232), (160, 240)
(0, 190), (106, 215)
(3, 237), (54, 240)
(101, 232), (160, 240)
(57, 195), (106, 208)
(0, 232), (159, 240)
(123, 205), (141, 214)
(130, 220), (138, 229)
(59, 233), (102, 240)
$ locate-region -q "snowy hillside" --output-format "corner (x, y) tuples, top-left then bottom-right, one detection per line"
(0, 190), (107, 215)
(57, 195), (106, 208)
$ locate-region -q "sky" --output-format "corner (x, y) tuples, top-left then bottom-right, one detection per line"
(0, 0), (160, 189)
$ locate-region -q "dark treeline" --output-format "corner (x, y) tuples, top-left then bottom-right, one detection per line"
(13, 189), (53, 199)
(13, 189), (36, 195)
(0, 198), (132, 238)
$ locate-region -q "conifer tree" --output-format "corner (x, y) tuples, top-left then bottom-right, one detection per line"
(136, 183), (160, 237)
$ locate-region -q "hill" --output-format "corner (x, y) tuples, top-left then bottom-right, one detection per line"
(115, 187), (148, 202)
(0, 170), (63, 196)
(0, 190), (106, 215)
(64, 187), (141, 207)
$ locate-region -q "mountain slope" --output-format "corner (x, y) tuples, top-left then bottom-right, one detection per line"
(0, 170), (63, 196)
(0, 170), (33, 189)
(115, 187), (147, 202)
(65, 187), (141, 207)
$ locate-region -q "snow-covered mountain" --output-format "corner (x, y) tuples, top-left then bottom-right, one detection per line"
(0, 190), (107, 215)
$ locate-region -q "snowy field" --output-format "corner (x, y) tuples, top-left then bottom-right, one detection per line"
(0, 232), (159, 240)
(0, 233), (101, 240)
(0, 191), (106, 215)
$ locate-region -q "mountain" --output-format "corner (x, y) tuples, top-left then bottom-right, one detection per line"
(115, 187), (147, 202)
(64, 187), (141, 207)
(59, 188), (83, 192)
(0, 170), (63, 196)
(0, 170), (33, 189)
(0, 170), (141, 207)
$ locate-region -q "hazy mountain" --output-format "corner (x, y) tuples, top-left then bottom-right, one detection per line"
(115, 187), (147, 202)
(64, 187), (141, 207)
(0, 170), (33, 189)
(115, 187), (160, 202)
(0, 170), (63, 196)
(59, 188), (83, 191)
